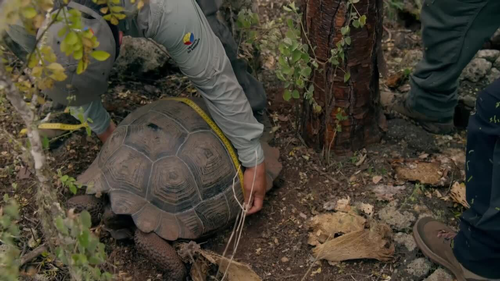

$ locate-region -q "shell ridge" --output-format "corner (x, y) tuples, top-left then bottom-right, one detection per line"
(123, 143), (153, 162)
(151, 109), (189, 133)
(222, 193), (231, 225)
(176, 156), (203, 203)
(144, 159), (155, 203)
(208, 130), (237, 175)
(174, 132), (192, 156)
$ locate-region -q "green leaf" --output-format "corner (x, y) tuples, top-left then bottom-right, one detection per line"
(360, 15), (367, 26)
(292, 90), (300, 99)
(80, 211), (92, 229)
(345, 37), (351, 45)
(296, 78), (304, 88)
(283, 89), (292, 101)
(344, 72), (351, 82)
(22, 7), (37, 19)
(283, 6), (292, 12)
(352, 20), (360, 28)
(42, 136), (49, 150)
(341, 26), (350, 35)
(287, 18), (294, 28)
(312, 61), (319, 68)
(292, 50), (302, 63)
(69, 184), (77, 194)
(282, 65), (293, 75)
(77, 60), (85, 74)
(91, 50), (110, 61)
(47, 63), (64, 72)
(65, 31), (78, 45)
(57, 26), (68, 37)
(55, 217), (68, 235)
(301, 67), (312, 77)
(110, 5), (124, 12)
(73, 49), (83, 60)
(351, 0), (360, 3)
(61, 175), (69, 182)
(78, 229), (90, 248)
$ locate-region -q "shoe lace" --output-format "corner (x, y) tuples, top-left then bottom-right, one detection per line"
(437, 229), (457, 242)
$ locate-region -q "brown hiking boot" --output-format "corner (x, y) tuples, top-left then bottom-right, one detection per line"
(413, 217), (497, 281)
(392, 99), (454, 134)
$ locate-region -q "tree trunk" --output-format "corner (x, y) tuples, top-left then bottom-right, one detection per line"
(302, 0), (384, 154)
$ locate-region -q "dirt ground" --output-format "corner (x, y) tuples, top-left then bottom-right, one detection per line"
(0, 2), (478, 281)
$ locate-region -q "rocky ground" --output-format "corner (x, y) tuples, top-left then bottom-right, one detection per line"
(2, 1), (497, 281)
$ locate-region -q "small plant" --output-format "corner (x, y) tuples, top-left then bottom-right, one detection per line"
(58, 169), (83, 194)
(54, 210), (112, 280)
(0, 195), (21, 281)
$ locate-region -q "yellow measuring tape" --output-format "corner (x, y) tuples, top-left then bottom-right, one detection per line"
(165, 97), (245, 193)
(20, 122), (88, 135)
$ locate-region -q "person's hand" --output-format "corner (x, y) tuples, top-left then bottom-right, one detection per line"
(97, 120), (116, 143)
(243, 162), (267, 215)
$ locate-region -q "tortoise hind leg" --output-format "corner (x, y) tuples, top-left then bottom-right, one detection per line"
(134, 230), (187, 281)
(66, 195), (106, 226)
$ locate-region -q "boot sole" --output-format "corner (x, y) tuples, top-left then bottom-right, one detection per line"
(412, 221), (466, 281)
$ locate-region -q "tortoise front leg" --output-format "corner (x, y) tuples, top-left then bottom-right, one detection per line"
(134, 230), (187, 281)
(66, 195), (106, 226)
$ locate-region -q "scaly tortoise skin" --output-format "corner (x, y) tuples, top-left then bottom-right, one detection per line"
(67, 98), (281, 280)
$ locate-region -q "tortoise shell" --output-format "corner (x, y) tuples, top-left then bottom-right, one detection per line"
(78, 98), (244, 241)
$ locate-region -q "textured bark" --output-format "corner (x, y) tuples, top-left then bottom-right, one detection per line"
(302, 0), (383, 153)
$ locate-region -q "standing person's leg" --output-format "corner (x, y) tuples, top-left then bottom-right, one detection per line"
(394, 0), (500, 134)
(412, 79), (500, 280)
(453, 79), (500, 279)
(195, 0), (267, 117)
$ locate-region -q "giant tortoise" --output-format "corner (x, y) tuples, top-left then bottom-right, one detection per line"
(66, 98), (281, 280)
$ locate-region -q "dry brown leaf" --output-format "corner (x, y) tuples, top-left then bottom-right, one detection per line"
(312, 223), (394, 263)
(308, 212), (366, 246)
(335, 197), (351, 212)
(392, 157), (460, 186)
(450, 182), (469, 209)
(372, 176), (383, 184)
(357, 203), (374, 216)
(442, 148), (466, 170)
(197, 250), (262, 281)
(190, 257), (210, 281)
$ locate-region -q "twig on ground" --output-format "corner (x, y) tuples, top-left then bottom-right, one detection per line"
(20, 244), (48, 266)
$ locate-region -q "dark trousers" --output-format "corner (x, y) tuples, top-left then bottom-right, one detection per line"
(408, 0), (500, 120)
(454, 79), (500, 279)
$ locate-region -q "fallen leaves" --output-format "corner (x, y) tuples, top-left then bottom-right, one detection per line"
(392, 157), (460, 186)
(372, 175), (383, 184)
(450, 182), (469, 209)
(308, 212), (366, 246)
(308, 212), (394, 263)
(178, 242), (262, 281)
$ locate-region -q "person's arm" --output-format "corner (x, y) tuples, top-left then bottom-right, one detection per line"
(139, 0), (265, 168)
(138, 0), (267, 214)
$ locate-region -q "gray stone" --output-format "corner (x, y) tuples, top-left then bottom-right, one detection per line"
(394, 232), (417, 252)
(378, 201), (416, 231)
(477, 49), (500, 62)
(406, 258), (432, 278)
(494, 56), (500, 69)
(487, 68), (500, 84)
(402, 50), (423, 69)
(462, 58), (492, 83)
(461, 95), (477, 108)
(424, 268), (454, 281)
(113, 36), (170, 76)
